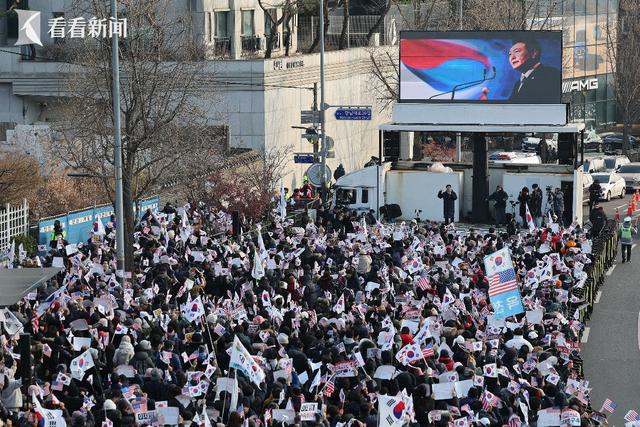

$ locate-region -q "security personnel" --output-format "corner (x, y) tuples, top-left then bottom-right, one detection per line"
(620, 216), (636, 263)
(50, 220), (66, 249)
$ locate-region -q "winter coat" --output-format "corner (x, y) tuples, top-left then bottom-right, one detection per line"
(437, 190), (458, 218)
(131, 351), (156, 374)
(112, 337), (135, 366)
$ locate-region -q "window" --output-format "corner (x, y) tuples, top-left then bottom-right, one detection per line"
(361, 189), (369, 204)
(241, 10), (254, 37)
(264, 9), (277, 35)
(215, 11), (229, 38)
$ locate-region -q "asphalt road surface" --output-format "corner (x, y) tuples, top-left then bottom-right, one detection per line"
(583, 194), (639, 224)
(582, 231), (640, 425)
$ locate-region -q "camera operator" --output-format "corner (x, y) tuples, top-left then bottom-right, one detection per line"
(530, 184), (543, 227)
(552, 187), (565, 226)
(488, 185), (508, 226)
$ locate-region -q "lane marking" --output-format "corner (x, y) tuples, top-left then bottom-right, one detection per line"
(638, 312), (640, 352)
(595, 290), (602, 303)
(616, 203), (628, 210)
(581, 327), (590, 343)
(606, 265), (617, 276)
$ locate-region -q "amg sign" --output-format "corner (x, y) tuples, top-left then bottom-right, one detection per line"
(562, 78), (598, 93)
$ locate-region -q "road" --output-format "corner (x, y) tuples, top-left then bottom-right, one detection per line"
(582, 235), (640, 425)
(585, 195), (634, 223)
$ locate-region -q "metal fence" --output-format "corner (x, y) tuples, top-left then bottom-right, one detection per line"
(37, 197), (160, 249)
(0, 199), (29, 251)
(297, 15), (398, 52)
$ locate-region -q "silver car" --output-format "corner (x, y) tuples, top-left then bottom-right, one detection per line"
(617, 163), (640, 192)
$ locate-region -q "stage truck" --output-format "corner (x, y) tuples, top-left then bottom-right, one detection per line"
(332, 160), (585, 225)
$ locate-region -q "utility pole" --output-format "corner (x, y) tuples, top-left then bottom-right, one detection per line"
(313, 82), (319, 162)
(319, 0), (328, 203)
(111, 0), (126, 282)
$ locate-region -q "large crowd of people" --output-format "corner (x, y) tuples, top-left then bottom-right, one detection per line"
(0, 200), (614, 426)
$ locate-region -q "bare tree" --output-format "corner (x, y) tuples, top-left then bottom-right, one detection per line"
(607, 0), (640, 154)
(52, 0), (225, 271)
(0, 152), (41, 205)
(338, 0), (350, 50)
(307, 0), (330, 53)
(258, 0), (296, 59)
(192, 146), (292, 221)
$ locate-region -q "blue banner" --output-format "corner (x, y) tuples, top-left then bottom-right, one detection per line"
(489, 289), (525, 320)
(38, 197), (160, 250)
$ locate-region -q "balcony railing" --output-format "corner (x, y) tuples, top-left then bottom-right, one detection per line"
(264, 32), (281, 50)
(213, 37), (231, 57)
(241, 36), (261, 55)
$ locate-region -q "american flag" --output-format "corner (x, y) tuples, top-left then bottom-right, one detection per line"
(488, 268), (518, 296)
(624, 410), (640, 422)
(416, 276), (430, 291)
(601, 398), (618, 413)
(324, 376), (335, 397)
(508, 414), (522, 427)
(422, 344), (435, 358)
(481, 390), (500, 411)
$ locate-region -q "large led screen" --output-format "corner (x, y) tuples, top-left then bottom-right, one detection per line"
(399, 31), (562, 103)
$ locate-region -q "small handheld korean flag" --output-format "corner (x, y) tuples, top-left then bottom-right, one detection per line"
(334, 294), (345, 314)
(251, 248), (265, 280)
(279, 180), (287, 220)
(525, 203), (536, 232)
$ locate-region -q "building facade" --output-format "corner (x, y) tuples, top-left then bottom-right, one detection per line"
(0, 1), (392, 190)
(557, 0), (619, 131)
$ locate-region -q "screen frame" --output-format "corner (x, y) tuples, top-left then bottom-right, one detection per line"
(399, 30), (564, 104)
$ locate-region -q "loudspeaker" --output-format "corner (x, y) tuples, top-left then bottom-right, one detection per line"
(383, 131), (401, 161)
(558, 133), (575, 165)
(232, 211), (240, 237)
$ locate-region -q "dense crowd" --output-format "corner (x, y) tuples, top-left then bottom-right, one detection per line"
(0, 200), (612, 427)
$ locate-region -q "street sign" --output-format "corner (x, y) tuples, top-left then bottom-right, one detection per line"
(301, 110), (321, 124)
(334, 108), (372, 121)
(294, 154), (315, 164)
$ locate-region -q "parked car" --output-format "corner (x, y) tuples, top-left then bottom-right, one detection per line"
(583, 131), (602, 151)
(583, 172), (593, 203)
(521, 137), (541, 152)
(603, 155), (630, 172)
(601, 133), (639, 154)
(488, 152), (541, 164)
(616, 163), (640, 192)
(521, 135), (558, 153)
(583, 157), (606, 173)
(591, 172), (626, 200)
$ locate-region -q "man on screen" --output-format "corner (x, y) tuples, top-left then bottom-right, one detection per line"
(508, 38), (560, 103)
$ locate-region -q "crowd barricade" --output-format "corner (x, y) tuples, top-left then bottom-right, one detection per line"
(571, 219), (618, 323)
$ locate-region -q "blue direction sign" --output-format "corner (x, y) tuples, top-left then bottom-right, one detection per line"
(294, 154), (315, 164)
(334, 108), (372, 121)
